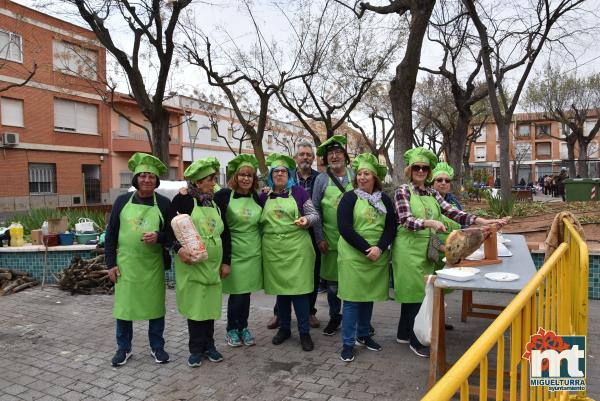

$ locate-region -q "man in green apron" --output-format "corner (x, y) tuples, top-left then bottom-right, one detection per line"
(312, 135), (354, 336)
(105, 153), (172, 367)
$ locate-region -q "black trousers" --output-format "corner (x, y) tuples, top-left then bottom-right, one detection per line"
(227, 293), (250, 331)
(187, 319), (214, 354)
(397, 303), (425, 348)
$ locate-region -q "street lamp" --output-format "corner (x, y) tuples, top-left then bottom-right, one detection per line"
(189, 124), (209, 163)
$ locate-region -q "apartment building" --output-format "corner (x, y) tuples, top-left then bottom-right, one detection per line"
(0, 0), (110, 212)
(468, 112), (600, 183)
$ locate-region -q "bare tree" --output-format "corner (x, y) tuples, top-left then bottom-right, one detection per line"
(277, 1), (403, 148)
(418, 1), (489, 182)
(462, 0), (586, 203)
(335, 0), (436, 184)
(525, 63), (600, 177)
(61, 0), (192, 169)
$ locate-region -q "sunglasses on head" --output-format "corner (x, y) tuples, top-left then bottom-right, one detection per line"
(435, 178), (451, 184)
(411, 165), (430, 173)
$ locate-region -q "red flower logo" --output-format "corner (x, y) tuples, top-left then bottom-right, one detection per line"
(522, 328), (570, 372)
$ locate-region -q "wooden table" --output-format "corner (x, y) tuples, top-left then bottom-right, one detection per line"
(427, 234), (537, 388)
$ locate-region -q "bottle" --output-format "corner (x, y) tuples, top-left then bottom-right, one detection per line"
(9, 222), (25, 247)
(41, 221), (49, 236)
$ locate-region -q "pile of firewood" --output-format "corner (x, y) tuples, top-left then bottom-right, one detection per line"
(55, 255), (114, 295)
(0, 269), (39, 295)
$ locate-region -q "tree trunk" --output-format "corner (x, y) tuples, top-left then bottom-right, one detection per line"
(252, 139), (268, 176)
(577, 141), (589, 178)
(389, 0), (436, 185)
(497, 122), (512, 202)
(151, 109), (171, 178)
(446, 118), (469, 186)
(567, 140), (577, 178)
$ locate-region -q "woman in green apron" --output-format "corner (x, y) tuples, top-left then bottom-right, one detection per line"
(214, 154), (263, 348)
(259, 153), (320, 352)
(171, 157), (230, 368)
(336, 154), (396, 363)
(392, 148), (503, 358)
(105, 152), (172, 367)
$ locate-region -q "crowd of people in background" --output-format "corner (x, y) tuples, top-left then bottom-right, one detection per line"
(104, 141), (507, 368)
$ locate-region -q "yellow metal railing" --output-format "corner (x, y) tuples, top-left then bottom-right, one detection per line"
(422, 218), (592, 401)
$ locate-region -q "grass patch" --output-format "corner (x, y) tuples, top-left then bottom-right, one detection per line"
(5, 208), (106, 234)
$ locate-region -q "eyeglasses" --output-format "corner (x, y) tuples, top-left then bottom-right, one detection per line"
(411, 165), (430, 173)
(237, 173), (253, 179)
(328, 149), (344, 157)
(272, 168), (287, 174)
(435, 178), (451, 184)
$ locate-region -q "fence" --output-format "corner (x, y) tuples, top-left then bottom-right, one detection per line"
(422, 218), (591, 401)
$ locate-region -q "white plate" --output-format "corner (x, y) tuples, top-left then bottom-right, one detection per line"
(449, 267), (480, 275)
(437, 268), (477, 282)
(485, 272), (519, 282)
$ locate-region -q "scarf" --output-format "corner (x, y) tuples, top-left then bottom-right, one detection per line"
(354, 189), (386, 214)
(187, 183), (213, 207)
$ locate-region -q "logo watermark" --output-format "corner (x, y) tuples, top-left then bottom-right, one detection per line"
(522, 328), (586, 392)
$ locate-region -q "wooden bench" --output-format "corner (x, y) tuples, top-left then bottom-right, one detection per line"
(511, 189), (533, 202)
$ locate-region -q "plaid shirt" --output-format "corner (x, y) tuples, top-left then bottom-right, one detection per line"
(295, 168), (319, 197)
(394, 183), (476, 231)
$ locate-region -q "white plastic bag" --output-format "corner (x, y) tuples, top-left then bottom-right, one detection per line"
(75, 218), (96, 233)
(171, 214), (208, 262)
(414, 275), (435, 346)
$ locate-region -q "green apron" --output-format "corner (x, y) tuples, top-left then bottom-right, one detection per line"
(114, 193), (165, 321)
(222, 192), (263, 294)
(337, 197), (389, 302)
(320, 172), (353, 281)
(392, 186), (442, 303)
(175, 199), (224, 321)
(261, 191), (315, 295)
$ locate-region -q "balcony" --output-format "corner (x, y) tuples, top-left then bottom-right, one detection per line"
(112, 131), (180, 155)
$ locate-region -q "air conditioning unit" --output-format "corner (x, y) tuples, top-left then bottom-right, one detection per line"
(2, 132), (19, 146)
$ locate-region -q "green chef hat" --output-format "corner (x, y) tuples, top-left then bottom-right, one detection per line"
(431, 162), (454, 180)
(128, 152), (168, 177)
(184, 156), (220, 182)
(403, 147), (438, 169)
(227, 154), (259, 177)
(266, 152), (295, 170)
(316, 135), (347, 157)
(352, 153), (387, 181)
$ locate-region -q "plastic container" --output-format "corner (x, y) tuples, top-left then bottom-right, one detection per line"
(58, 232), (75, 245)
(75, 232), (98, 245)
(41, 221), (49, 236)
(43, 234), (59, 247)
(8, 222), (25, 247)
(564, 178), (600, 201)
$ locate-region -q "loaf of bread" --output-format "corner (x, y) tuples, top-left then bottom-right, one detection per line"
(171, 214), (208, 262)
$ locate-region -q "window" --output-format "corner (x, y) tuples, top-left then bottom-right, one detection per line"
(515, 143), (532, 160)
(536, 124), (550, 137)
(560, 142), (568, 159)
(117, 116), (129, 137)
(495, 145), (500, 161)
(585, 120), (598, 135)
(29, 163), (56, 194)
(119, 171), (133, 189)
(559, 123), (570, 138)
(0, 30), (22, 63)
(517, 124), (530, 138)
(476, 126), (486, 142)
(588, 142), (599, 158)
(54, 99), (98, 134)
(53, 40), (97, 80)
(475, 146), (486, 161)
(168, 167), (178, 180)
(188, 119), (198, 141)
(227, 127), (233, 140)
(1, 98), (24, 127)
(210, 125), (218, 141)
(267, 134), (273, 149)
(536, 142), (551, 158)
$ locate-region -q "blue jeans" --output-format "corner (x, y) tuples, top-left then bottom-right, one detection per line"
(342, 301), (373, 347)
(276, 294), (310, 335)
(327, 281), (342, 319)
(227, 293), (250, 331)
(116, 317), (165, 351)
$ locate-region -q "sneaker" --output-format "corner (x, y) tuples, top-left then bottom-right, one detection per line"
(226, 329), (242, 347)
(272, 329), (291, 345)
(188, 353), (203, 367)
(340, 345), (355, 362)
(410, 344), (430, 358)
(204, 347), (224, 362)
(150, 348), (170, 364)
(396, 337), (410, 344)
(309, 314), (320, 328)
(240, 328), (255, 346)
(322, 317), (341, 336)
(300, 333), (314, 352)
(111, 349), (131, 367)
(267, 315), (280, 329)
(368, 325), (375, 336)
(355, 336), (382, 351)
